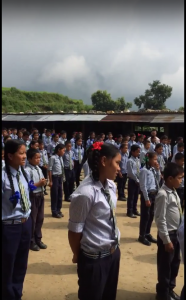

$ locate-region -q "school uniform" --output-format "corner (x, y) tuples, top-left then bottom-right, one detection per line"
(139, 167), (161, 243)
(63, 150), (75, 201)
(48, 154), (65, 216)
(176, 170), (184, 211)
(178, 216), (184, 300)
(25, 164), (45, 247)
(128, 140), (136, 152)
(171, 151), (184, 163)
(105, 139), (115, 145)
(68, 175), (120, 300)
(161, 143), (169, 163)
(154, 184), (181, 300)
(82, 160), (90, 178)
(117, 152), (128, 200)
(43, 136), (52, 150)
(59, 137), (67, 145)
(2, 159), (5, 168)
(114, 142), (121, 149)
(127, 156), (141, 216)
(73, 146), (84, 187)
(149, 142), (156, 152)
(139, 148), (149, 165)
(156, 154), (166, 187)
(173, 144), (178, 156)
(39, 149), (49, 193)
(24, 140), (30, 151)
(70, 137), (75, 148)
(10, 134), (18, 140)
(2, 166), (32, 300)
(86, 138), (94, 149)
(47, 141), (59, 157)
(136, 141), (144, 153)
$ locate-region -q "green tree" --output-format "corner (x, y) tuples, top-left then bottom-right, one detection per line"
(91, 90), (115, 111)
(178, 106), (184, 111)
(114, 97), (132, 111)
(134, 80), (172, 110)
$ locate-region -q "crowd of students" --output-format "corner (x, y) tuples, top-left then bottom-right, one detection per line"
(2, 126), (184, 300)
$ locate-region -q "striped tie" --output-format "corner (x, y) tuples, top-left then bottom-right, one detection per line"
(136, 159), (140, 177)
(16, 171), (30, 212)
(78, 149), (82, 164)
(35, 166), (44, 193)
(69, 152), (73, 170)
(101, 188), (120, 245)
(152, 168), (160, 190)
(42, 151), (47, 165)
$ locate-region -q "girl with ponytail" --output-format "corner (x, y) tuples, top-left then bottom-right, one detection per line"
(2, 140), (32, 300)
(68, 142), (121, 300)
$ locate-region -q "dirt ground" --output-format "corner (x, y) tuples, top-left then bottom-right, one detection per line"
(23, 181), (184, 300)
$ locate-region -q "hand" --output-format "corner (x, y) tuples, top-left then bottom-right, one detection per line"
(48, 181), (53, 188)
(72, 254), (78, 264)
(145, 200), (151, 207)
(40, 178), (47, 186)
(165, 242), (174, 253)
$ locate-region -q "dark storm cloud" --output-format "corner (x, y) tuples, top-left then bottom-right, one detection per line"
(2, 0), (184, 109)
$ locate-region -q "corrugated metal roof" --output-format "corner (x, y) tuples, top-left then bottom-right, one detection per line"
(2, 113), (184, 123)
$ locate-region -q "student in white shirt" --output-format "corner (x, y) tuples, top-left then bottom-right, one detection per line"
(68, 142), (121, 300)
(105, 132), (115, 145)
(173, 137), (183, 156)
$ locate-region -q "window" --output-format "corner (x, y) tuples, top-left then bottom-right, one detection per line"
(142, 126), (158, 132)
(160, 127), (164, 132)
(135, 126), (142, 131)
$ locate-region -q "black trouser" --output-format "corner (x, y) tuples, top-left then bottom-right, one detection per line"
(156, 231), (180, 298)
(139, 192), (156, 237)
(181, 285), (184, 300)
(127, 178), (139, 214)
(77, 247), (120, 300)
(39, 166), (48, 191)
(74, 161), (83, 187)
(176, 188), (184, 211)
(50, 175), (63, 214)
(116, 173), (127, 198)
(2, 217), (32, 300)
(30, 192), (44, 244)
(63, 169), (75, 201)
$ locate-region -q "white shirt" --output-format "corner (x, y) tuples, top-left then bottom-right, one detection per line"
(178, 216), (184, 263)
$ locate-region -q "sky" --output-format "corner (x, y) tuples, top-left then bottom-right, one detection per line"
(2, 0), (184, 110)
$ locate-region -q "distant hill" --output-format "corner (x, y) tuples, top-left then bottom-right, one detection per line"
(2, 87), (93, 113)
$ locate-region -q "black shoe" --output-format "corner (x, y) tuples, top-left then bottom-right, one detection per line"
(37, 241), (47, 249)
(138, 236), (151, 246)
(156, 294), (173, 300)
(30, 243), (40, 251)
(118, 197), (126, 201)
(44, 191), (48, 195)
(169, 290), (180, 300)
(127, 213), (137, 218)
(133, 211), (141, 216)
(52, 213), (61, 218)
(146, 234), (157, 243)
(58, 211), (64, 217)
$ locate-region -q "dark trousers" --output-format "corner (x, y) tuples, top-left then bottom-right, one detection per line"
(127, 178), (139, 214)
(181, 285), (184, 300)
(139, 193), (155, 237)
(117, 173), (127, 198)
(2, 217), (32, 300)
(176, 188), (184, 211)
(77, 247), (120, 300)
(156, 232), (180, 298)
(74, 161), (83, 187)
(30, 192), (44, 244)
(50, 175), (63, 213)
(63, 169), (75, 200)
(39, 166), (48, 191)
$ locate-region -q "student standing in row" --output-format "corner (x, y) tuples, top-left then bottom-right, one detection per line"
(161, 135), (169, 163)
(86, 131), (95, 149)
(59, 130), (67, 144)
(38, 139), (49, 195)
(175, 152), (184, 211)
(140, 140), (151, 165)
(114, 134), (123, 149)
(43, 129), (52, 150)
(48, 144), (66, 218)
(173, 137), (183, 156)
(26, 149), (47, 251)
(73, 137), (84, 187)
(105, 132), (115, 145)
(154, 163), (184, 300)
(128, 133), (136, 152)
(63, 141), (75, 202)
(2, 140), (32, 300)
(47, 133), (59, 158)
(68, 142), (121, 300)
(117, 143), (128, 201)
(138, 152), (161, 246)
(127, 144), (141, 218)
(171, 142), (184, 163)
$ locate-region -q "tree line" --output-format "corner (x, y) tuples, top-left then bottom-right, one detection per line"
(2, 80), (184, 113)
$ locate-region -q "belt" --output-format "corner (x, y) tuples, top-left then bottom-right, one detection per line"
(64, 167), (73, 170)
(168, 230), (178, 234)
(2, 218), (28, 225)
(81, 245), (118, 259)
(52, 174), (63, 177)
(32, 192), (44, 196)
(148, 190), (158, 195)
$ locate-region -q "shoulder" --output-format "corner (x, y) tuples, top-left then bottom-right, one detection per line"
(107, 179), (116, 193)
(70, 176), (95, 203)
(156, 187), (168, 201)
(2, 168), (6, 183)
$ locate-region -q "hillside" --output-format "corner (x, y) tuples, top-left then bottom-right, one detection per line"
(2, 87), (93, 113)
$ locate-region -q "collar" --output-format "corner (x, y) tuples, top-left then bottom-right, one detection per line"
(161, 183), (175, 194)
(26, 163), (37, 170)
(9, 165), (22, 177)
(90, 175), (113, 191)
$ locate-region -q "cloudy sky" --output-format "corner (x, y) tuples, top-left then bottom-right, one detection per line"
(2, 0), (184, 109)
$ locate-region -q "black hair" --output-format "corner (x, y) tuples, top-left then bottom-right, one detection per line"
(11, 128), (16, 131)
(54, 144), (65, 154)
(27, 148), (40, 160)
(144, 139), (151, 146)
(82, 144), (93, 165)
(46, 129), (51, 133)
(4, 135), (12, 143)
(155, 143), (163, 150)
(75, 137), (83, 149)
(65, 140), (71, 146)
(144, 152), (157, 169)
(100, 133), (105, 137)
(2, 127), (7, 131)
(151, 129), (157, 133)
(116, 134), (122, 139)
(161, 135), (168, 140)
(175, 152), (184, 161)
(164, 163), (184, 181)
(29, 140), (39, 148)
(88, 143), (120, 181)
(129, 144), (140, 158)
(33, 131), (39, 136)
(177, 142), (184, 149)
(107, 132), (113, 136)
(60, 130), (66, 135)
(176, 136), (183, 143)
(120, 143), (128, 150)
(130, 133), (136, 138)
(137, 134), (144, 140)
(52, 133), (59, 140)
(23, 131), (30, 136)
(38, 139), (44, 145)
(4, 140), (29, 196)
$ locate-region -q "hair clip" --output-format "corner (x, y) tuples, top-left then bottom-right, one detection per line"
(92, 142), (104, 151)
(138, 133), (141, 136)
(9, 191), (20, 208)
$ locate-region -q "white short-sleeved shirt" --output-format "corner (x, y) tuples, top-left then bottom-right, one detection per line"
(68, 175), (120, 252)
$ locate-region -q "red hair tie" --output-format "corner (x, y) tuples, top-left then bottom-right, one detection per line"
(138, 133), (140, 136)
(144, 135), (146, 138)
(92, 142), (104, 151)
